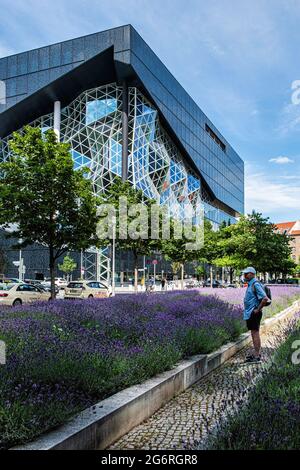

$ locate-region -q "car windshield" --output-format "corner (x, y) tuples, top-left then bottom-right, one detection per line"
(0, 283), (15, 290)
(67, 283), (83, 289)
(86, 282), (107, 289)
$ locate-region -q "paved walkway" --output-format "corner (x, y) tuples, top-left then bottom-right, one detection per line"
(108, 317), (293, 450)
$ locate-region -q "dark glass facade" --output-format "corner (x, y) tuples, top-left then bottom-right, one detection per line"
(0, 25), (244, 222)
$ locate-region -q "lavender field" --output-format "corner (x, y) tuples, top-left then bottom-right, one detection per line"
(200, 286), (300, 317)
(0, 287), (299, 448)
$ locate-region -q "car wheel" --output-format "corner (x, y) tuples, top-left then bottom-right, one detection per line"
(13, 299), (22, 306)
(88, 294), (94, 299)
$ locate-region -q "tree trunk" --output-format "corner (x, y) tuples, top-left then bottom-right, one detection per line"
(210, 265), (213, 288)
(49, 246), (56, 300)
(230, 268), (234, 284)
(181, 263), (184, 290)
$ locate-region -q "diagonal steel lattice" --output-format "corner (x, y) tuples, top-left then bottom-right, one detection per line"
(0, 83), (230, 280)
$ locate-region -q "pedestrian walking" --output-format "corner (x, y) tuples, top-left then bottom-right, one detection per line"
(145, 277), (155, 294)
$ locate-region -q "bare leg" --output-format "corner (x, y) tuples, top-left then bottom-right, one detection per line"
(251, 330), (261, 357)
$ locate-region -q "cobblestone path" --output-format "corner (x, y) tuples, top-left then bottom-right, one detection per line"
(108, 318), (293, 450)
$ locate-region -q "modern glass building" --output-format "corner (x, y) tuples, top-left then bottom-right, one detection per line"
(0, 25), (244, 281)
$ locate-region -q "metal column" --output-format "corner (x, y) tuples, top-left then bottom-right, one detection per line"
(53, 101), (61, 141)
(122, 81), (129, 182)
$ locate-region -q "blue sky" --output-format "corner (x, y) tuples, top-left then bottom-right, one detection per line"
(0, 0), (300, 223)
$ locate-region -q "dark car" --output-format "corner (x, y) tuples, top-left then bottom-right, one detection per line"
(204, 280), (221, 288)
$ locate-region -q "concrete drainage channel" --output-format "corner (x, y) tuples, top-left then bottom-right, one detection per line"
(13, 300), (300, 451)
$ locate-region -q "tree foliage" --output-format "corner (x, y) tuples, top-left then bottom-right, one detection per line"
(58, 255), (77, 280)
(212, 212), (295, 277)
(0, 126), (99, 297)
(98, 177), (161, 291)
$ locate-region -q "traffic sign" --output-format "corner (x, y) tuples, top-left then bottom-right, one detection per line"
(152, 260), (158, 265)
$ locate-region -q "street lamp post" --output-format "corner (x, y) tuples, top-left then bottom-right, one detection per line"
(18, 239), (23, 281)
(112, 217), (116, 297)
(143, 255), (146, 291)
(80, 249), (84, 280)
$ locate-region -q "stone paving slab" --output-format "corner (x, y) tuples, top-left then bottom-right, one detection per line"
(108, 316), (295, 450)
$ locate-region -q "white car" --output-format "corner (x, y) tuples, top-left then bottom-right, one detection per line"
(64, 281), (112, 300)
(55, 278), (68, 289)
(40, 281), (59, 294)
(0, 283), (51, 306)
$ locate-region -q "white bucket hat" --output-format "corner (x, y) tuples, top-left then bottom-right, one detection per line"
(241, 267), (256, 275)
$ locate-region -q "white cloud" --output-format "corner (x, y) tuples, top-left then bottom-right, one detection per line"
(281, 175), (300, 180)
(269, 156), (294, 164)
(245, 164), (300, 215)
(277, 102), (300, 135)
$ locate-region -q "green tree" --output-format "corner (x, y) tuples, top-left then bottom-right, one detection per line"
(0, 126), (100, 298)
(197, 220), (221, 286)
(98, 177), (161, 292)
(170, 261), (182, 282)
(212, 212), (295, 280)
(210, 218), (253, 283)
(292, 264), (300, 278)
(195, 265), (205, 280)
(58, 254), (77, 281)
(161, 220), (200, 289)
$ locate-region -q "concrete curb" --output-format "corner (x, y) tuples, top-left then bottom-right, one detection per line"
(13, 299), (300, 450)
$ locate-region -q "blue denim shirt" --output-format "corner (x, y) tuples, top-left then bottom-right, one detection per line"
(243, 278), (267, 320)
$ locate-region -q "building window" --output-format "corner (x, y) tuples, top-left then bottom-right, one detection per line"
(109, 138), (122, 176)
(205, 124), (226, 152)
(71, 150), (91, 170)
(86, 98), (117, 125)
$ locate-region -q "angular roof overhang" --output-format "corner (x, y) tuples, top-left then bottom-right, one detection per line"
(0, 45), (217, 204)
(0, 47), (118, 138)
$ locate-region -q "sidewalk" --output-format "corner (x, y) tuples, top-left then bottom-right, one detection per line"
(108, 314), (294, 450)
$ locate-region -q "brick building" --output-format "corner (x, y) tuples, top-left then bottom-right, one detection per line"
(276, 221), (300, 265)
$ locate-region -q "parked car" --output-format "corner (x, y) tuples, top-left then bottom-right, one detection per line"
(54, 278), (68, 289)
(217, 280), (228, 288)
(0, 283), (51, 306)
(24, 279), (43, 285)
(185, 280), (202, 288)
(285, 278), (299, 285)
(0, 278), (22, 284)
(225, 283), (238, 288)
(167, 280), (177, 289)
(204, 280), (221, 288)
(40, 281), (59, 294)
(64, 281), (112, 300)
(24, 279), (49, 289)
(269, 278), (299, 286)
